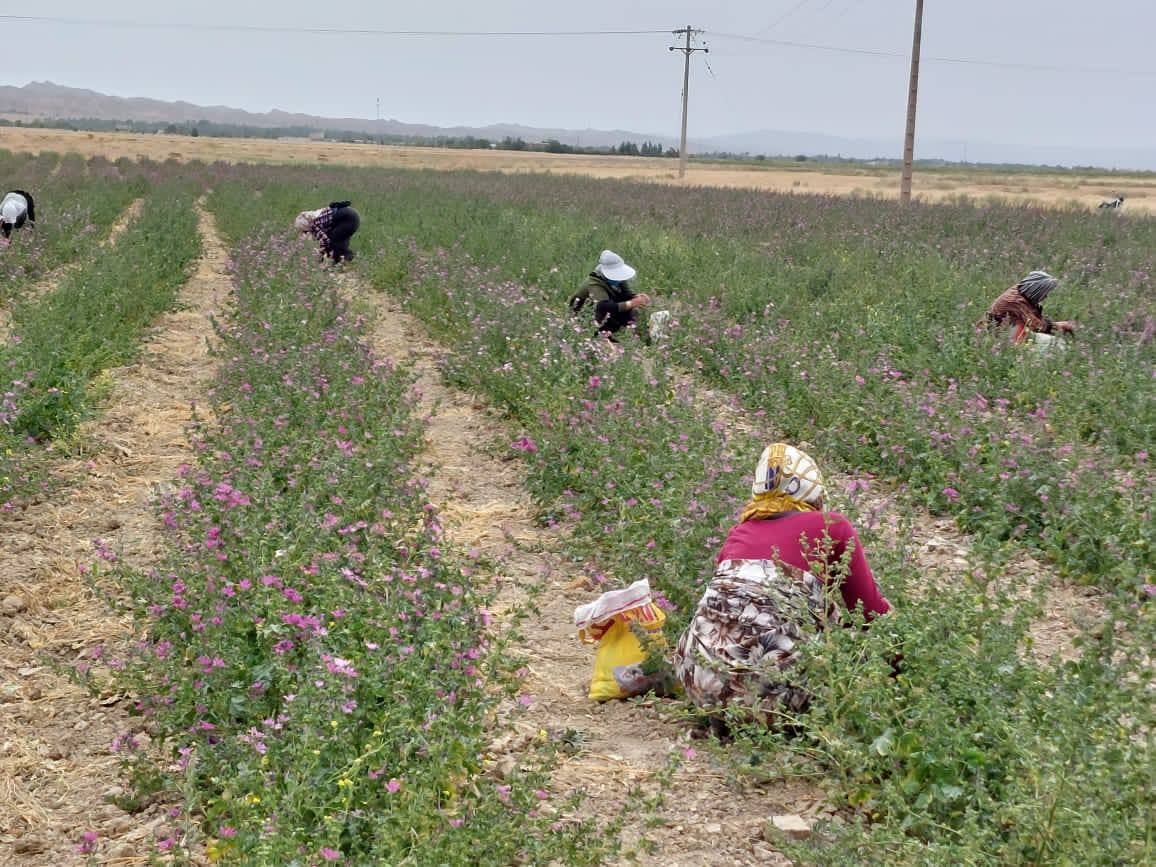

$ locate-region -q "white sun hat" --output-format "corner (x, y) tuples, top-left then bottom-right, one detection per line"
(596, 249), (636, 282)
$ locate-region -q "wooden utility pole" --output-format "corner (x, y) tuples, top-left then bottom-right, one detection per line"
(899, 0), (924, 203)
(669, 25), (707, 179)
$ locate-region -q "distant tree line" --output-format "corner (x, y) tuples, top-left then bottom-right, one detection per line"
(0, 117), (681, 159)
(0, 116), (1138, 175)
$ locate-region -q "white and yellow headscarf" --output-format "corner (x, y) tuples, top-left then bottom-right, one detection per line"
(740, 443), (826, 522)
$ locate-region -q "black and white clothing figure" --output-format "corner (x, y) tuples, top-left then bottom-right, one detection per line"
(0, 189), (36, 239)
(1098, 195), (1125, 210)
(295, 201), (360, 262)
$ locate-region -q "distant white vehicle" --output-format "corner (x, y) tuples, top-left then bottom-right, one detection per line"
(1098, 195), (1125, 210)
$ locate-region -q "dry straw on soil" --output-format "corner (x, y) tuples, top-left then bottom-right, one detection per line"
(0, 203), (229, 864)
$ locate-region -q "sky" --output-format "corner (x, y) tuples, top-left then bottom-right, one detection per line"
(3, 1), (1156, 157)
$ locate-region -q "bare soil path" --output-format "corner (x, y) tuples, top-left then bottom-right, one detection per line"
(347, 276), (821, 867)
(0, 202), (229, 864)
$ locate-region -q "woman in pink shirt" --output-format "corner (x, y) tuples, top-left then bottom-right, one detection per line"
(674, 443), (890, 718)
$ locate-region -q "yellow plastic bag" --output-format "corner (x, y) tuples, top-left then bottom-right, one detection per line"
(575, 579), (667, 701)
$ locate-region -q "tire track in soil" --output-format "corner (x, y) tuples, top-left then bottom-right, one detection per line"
(349, 278), (819, 867)
(0, 198), (146, 344)
(674, 376), (1103, 662)
(0, 200), (229, 864)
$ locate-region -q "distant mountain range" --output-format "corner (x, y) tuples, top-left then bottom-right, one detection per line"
(3, 81), (1155, 171)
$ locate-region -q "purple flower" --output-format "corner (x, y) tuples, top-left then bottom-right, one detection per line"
(76, 831), (98, 854)
(511, 435), (538, 453)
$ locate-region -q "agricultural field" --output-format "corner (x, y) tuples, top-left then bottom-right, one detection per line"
(4, 126), (1156, 213)
(0, 147), (1152, 866)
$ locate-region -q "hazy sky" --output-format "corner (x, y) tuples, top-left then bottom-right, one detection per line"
(4, 1), (1155, 149)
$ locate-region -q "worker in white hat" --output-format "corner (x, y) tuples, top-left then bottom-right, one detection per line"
(568, 249), (652, 342)
(0, 189), (35, 245)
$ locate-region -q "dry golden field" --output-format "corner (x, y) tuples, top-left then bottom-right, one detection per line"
(2, 125), (1153, 212)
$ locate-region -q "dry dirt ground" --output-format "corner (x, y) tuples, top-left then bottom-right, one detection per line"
(0, 203), (229, 864)
(2, 127), (1153, 213)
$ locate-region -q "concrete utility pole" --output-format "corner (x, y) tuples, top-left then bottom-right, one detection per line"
(899, 0), (925, 203)
(669, 25), (707, 179)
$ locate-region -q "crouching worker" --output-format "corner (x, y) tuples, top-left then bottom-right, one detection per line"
(674, 443), (891, 721)
(295, 200), (360, 262)
(0, 189), (36, 246)
(980, 269), (1075, 346)
(569, 249), (652, 342)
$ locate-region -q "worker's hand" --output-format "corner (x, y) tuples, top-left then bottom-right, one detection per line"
(1055, 320), (1076, 334)
(628, 293), (652, 310)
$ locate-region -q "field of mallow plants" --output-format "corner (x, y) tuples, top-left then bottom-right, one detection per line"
(1, 148), (1152, 865)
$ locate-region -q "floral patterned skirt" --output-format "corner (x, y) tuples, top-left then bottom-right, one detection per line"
(674, 559), (828, 717)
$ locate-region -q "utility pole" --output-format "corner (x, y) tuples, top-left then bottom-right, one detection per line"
(669, 25), (707, 179)
(899, 0), (924, 203)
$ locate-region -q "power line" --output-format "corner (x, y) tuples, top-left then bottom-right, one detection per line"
(710, 31), (903, 60)
(755, 0), (815, 37)
(827, 0), (867, 26)
(0, 15), (671, 37)
(707, 30), (1156, 78)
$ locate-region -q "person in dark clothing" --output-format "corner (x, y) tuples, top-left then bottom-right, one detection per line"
(568, 249), (651, 341)
(295, 201), (360, 262)
(0, 189), (36, 242)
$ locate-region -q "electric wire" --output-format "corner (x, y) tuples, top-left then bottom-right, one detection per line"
(0, 15), (671, 37)
(4, 13), (1154, 80)
(755, 0), (814, 37)
(707, 31), (1156, 78)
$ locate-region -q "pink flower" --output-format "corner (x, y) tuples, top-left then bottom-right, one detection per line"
(322, 655), (359, 678)
(942, 486), (960, 502)
(76, 831), (98, 854)
(511, 435), (538, 453)
(386, 778), (402, 793)
(588, 375), (602, 389)
(219, 826), (237, 838)
(321, 847), (342, 861)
